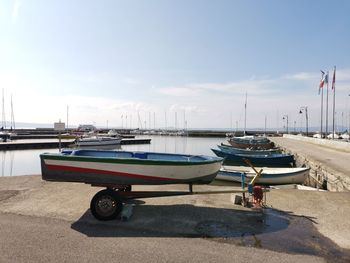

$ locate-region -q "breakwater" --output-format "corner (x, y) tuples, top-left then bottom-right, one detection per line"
(3, 128), (320, 138)
(271, 135), (350, 192)
(0, 138), (151, 150)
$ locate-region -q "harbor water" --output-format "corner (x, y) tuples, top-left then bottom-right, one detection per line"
(0, 136), (223, 177)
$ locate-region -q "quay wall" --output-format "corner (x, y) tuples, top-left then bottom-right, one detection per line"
(283, 134), (350, 153)
(272, 135), (350, 192)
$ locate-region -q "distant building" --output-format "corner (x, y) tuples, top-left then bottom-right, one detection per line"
(77, 124), (96, 132)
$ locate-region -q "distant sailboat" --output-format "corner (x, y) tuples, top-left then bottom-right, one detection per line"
(10, 95), (15, 131)
(1, 89), (5, 130)
(0, 90), (9, 142)
(0, 90), (16, 141)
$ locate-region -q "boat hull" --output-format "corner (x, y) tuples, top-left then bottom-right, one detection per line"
(212, 149), (295, 167)
(227, 140), (275, 150)
(216, 167), (310, 185)
(76, 138), (121, 146)
(218, 144), (280, 155)
(40, 151), (223, 185)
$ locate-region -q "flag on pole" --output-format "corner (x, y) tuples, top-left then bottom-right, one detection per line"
(332, 66), (336, 90)
(319, 70), (328, 94)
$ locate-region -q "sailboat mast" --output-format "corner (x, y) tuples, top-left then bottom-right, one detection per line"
(66, 105), (69, 130)
(244, 92), (247, 135)
(153, 112), (156, 130)
(175, 112), (177, 131)
(164, 110), (167, 130)
(2, 89), (6, 129)
(10, 95), (15, 130)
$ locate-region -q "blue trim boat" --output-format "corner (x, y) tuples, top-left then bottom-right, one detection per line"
(211, 148), (295, 167)
(218, 144), (281, 155)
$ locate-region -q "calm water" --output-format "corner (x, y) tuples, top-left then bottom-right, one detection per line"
(0, 135), (224, 177)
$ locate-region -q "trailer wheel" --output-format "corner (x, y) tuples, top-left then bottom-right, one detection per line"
(90, 189), (123, 221)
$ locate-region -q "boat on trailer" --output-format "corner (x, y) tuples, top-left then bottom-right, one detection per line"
(40, 150), (225, 221)
(40, 149), (223, 185)
(216, 165), (310, 185)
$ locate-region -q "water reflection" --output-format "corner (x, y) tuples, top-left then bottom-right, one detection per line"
(0, 135), (223, 177)
(1, 151), (14, 176)
(0, 149), (58, 177)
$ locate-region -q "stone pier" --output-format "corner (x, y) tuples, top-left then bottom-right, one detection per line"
(270, 135), (350, 192)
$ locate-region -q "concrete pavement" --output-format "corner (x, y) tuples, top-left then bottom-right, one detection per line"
(1, 175), (350, 262)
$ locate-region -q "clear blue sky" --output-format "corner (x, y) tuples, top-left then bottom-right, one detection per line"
(1, 0), (350, 130)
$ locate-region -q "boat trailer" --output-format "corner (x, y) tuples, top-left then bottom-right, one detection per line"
(88, 159), (267, 221)
(88, 183), (248, 221)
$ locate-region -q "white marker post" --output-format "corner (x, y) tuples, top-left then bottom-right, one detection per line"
(54, 121), (65, 152)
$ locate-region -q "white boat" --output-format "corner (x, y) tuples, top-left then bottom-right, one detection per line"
(340, 133), (349, 140)
(40, 150), (223, 185)
(327, 133), (340, 139)
(216, 165), (310, 185)
(75, 136), (121, 146)
(313, 133), (322, 138)
(107, 129), (121, 137)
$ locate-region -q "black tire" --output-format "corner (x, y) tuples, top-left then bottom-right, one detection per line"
(122, 185), (132, 192)
(90, 189), (123, 221)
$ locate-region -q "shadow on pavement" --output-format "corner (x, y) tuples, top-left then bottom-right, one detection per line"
(71, 204), (350, 262)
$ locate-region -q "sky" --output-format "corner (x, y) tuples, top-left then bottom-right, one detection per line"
(1, 0), (350, 131)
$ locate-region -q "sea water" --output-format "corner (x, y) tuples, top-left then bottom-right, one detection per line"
(0, 135), (223, 177)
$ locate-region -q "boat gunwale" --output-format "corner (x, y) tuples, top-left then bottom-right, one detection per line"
(219, 167), (310, 178)
(212, 148), (293, 159)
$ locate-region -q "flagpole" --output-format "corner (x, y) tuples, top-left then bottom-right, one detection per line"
(332, 66), (336, 140)
(321, 86), (324, 138)
(326, 71), (329, 136)
(319, 70), (326, 139)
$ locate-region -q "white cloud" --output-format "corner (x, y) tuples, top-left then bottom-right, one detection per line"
(284, 72), (319, 81)
(158, 78), (282, 98)
(3, 67), (350, 129)
(336, 69), (350, 82)
(123, 78), (140, 85)
(11, 0), (21, 24)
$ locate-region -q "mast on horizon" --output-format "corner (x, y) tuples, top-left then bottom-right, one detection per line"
(164, 110), (167, 131)
(1, 89), (6, 130)
(66, 105), (69, 130)
(10, 95), (15, 130)
(244, 92), (247, 136)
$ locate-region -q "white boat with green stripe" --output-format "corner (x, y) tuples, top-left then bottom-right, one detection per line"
(40, 150), (223, 185)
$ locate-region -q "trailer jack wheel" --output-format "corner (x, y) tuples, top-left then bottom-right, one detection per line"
(90, 189), (123, 221)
